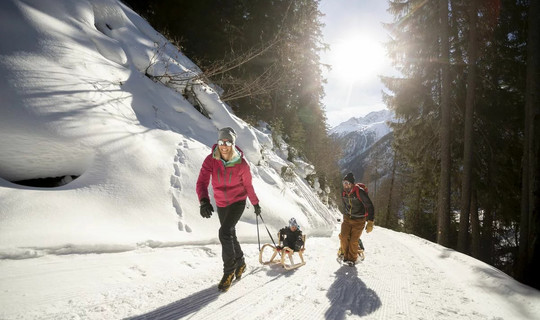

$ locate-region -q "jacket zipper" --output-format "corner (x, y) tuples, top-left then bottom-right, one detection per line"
(218, 162), (236, 207)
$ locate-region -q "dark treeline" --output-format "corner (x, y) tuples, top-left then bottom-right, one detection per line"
(122, 0), (342, 201)
(375, 0), (539, 289)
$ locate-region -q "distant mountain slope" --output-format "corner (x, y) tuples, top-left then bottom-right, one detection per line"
(330, 109), (394, 178)
(330, 109), (393, 138)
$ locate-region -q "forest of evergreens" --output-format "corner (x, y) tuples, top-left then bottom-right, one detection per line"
(378, 0), (539, 289)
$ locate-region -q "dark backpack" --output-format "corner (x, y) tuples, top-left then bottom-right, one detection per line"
(342, 183), (369, 218)
(356, 183), (368, 194)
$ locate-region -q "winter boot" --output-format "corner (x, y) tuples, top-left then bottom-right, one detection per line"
(345, 260), (356, 267)
(234, 262), (246, 280)
(218, 272), (235, 292)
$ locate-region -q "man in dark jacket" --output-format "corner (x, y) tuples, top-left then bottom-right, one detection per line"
(279, 218), (304, 252)
(340, 172), (374, 266)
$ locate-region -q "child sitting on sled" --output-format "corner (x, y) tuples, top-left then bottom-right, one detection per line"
(278, 218), (304, 252)
(259, 217), (306, 270)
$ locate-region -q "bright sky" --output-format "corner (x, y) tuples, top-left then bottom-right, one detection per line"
(319, 0), (397, 128)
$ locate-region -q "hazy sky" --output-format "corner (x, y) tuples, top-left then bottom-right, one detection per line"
(319, 0), (396, 128)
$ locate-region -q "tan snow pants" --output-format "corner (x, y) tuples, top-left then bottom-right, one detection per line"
(340, 215), (366, 262)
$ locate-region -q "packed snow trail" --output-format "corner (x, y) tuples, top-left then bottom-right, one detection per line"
(1, 226), (539, 320)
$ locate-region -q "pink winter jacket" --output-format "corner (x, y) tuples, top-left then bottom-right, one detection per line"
(196, 145), (259, 208)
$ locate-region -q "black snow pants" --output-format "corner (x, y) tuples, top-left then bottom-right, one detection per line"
(217, 200), (246, 274)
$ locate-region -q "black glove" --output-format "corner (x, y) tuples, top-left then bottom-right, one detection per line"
(200, 198), (214, 218)
(254, 204), (261, 216)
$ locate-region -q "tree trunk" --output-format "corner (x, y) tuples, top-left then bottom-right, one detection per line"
(386, 152), (398, 228)
(470, 190), (481, 258)
(437, 0), (452, 246)
(517, 0), (540, 289)
(414, 184), (422, 235)
(481, 157), (495, 264)
(458, 0), (478, 253)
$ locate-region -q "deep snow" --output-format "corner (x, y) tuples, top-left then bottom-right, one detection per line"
(1, 0), (539, 319)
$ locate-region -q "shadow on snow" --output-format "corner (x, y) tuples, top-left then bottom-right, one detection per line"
(325, 265), (381, 319)
(125, 286), (220, 320)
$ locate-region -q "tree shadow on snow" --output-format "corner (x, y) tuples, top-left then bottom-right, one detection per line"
(125, 286), (220, 320)
(325, 266), (381, 319)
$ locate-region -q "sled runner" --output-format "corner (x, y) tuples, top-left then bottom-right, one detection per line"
(259, 232), (306, 270)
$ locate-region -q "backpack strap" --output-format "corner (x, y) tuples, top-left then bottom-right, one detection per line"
(354, 185), (369, 218)
(356, 183), (368, 193)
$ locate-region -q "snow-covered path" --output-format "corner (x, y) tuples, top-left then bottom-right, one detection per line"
(1, 227), (539, 320)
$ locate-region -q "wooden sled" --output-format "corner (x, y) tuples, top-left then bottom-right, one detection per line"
(259, 232), (306, 270)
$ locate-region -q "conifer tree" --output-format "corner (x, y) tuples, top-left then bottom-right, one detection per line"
(457, 0), (479, 253)
(517, 0), (540, 289)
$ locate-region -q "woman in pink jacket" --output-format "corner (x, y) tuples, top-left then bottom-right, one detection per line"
(196, 127), (261, 292)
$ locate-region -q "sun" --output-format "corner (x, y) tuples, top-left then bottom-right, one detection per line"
(328, 35), (387, 83)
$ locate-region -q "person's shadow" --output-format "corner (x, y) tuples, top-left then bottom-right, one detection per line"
(125, 286), (220, 320)
(325, 265), (381, 319)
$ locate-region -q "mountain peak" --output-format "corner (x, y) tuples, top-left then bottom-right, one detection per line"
(330, 109), (393, 138)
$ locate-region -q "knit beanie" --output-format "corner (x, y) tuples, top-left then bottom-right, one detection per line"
(343, 172), (355, 184)
(218, 127), (237, 144)
(289, 217), (299, 229)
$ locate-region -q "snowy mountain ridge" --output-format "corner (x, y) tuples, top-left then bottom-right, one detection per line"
(329, 109), (393, 139)
(330, 109), (394, 177)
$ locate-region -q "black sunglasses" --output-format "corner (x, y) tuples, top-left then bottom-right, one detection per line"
(218, 140), (233, 147)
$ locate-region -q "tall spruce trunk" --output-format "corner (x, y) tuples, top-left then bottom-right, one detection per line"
(517, 0), (540, 289)
(458, 0), (478, 253)
(481, 157), (496, 264)
(437, 0), (452, 246)
(470, 190), (481, 258)
(385, 152), (398, 228)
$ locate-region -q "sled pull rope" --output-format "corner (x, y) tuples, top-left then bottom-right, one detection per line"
(256, 214), (261, 251)
(258, 214), (280, 254)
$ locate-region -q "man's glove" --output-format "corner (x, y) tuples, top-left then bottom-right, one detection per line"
(200, 198), (214, 218)
(366, 220), (374, 233)
(254, 204), (261, 216)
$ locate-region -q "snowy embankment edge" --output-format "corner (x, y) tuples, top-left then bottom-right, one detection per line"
(0, 226), (334, 260)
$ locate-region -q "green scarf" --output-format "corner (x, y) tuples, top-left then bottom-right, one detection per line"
(213, 147), (241, 167)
